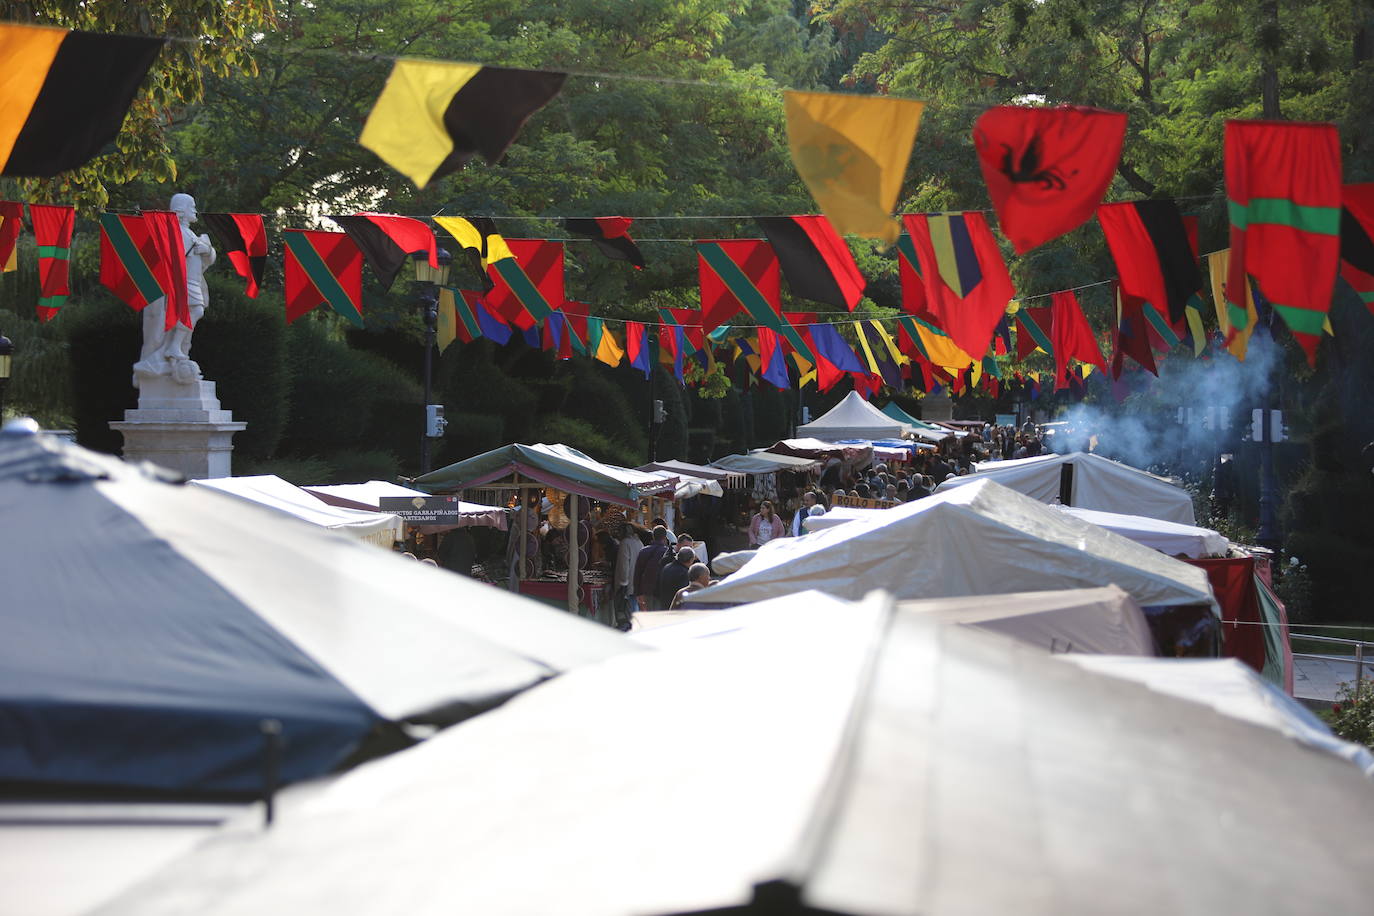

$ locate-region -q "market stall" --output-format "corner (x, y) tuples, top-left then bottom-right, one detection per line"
(303, 480), (508, 532)
(413, 443), (679, 617)
(188, 474), (403, 546)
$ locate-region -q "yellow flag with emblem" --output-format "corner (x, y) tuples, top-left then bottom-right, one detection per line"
(783, 90), (924, 245)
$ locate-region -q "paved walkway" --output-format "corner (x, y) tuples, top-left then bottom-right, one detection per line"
(1293, 654), (1374, 703)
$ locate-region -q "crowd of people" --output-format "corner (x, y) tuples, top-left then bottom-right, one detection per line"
(516, 421), (1061, 629)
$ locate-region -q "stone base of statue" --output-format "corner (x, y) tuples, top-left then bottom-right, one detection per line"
(109, 376), (247, 480)
(921, 391), (954, 422)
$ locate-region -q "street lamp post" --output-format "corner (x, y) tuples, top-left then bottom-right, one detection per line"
(0, 331), (13, 422)
(413, 248), (452, 476)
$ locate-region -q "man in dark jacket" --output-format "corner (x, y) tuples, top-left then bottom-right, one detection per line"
(633, 526), (671, 610)
(656, 547), (697, 610)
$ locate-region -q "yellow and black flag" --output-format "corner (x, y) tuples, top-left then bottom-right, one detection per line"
(0, 24), (164, 178)
(360, 59), (566, 188)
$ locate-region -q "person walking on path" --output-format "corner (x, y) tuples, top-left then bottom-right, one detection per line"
(656, 547), (697, 610)
(633, 526), (672, 610)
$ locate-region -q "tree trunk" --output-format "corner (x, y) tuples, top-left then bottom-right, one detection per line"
(1261, 0), (1281, 118)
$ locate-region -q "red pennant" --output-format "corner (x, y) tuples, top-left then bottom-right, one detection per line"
(1050, 290), (1106, 389)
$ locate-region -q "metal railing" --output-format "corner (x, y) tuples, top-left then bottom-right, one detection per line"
(1291, 633), (1374, 700)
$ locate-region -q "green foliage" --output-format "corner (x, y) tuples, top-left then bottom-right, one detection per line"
(1328, 681), (1374, 750)
(63, 292), (140, 453)
(236, 455), (335, 485)
(0, 0), (274, 210)
(278, 317), (420, 467)
(528, 415), (642, 468)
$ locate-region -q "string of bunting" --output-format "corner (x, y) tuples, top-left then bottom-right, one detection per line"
(0, 20), (1369, 394)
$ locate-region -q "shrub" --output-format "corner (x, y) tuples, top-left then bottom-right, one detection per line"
(192, 274), (288, 462)
(528, 414), (641, 468)
(278, 317), (421, 460)
(438, 411), (505, 463)
(64, 291), (140, 453)
(1329, 682), (1374, 749)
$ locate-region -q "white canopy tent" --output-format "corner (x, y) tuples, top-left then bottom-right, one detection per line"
(189, 474), (402, 545)
(639, 459), (746, 489)
(1058, 506), (1227, 557)
(937, 451), (1196, 524)
(710, 451), (820, 475)
(95, 592), (1374, 916)
(302, 480), (508, 531)
(637, 586), (1155, 657)
(805, 502), (1229, 559)
(1064, 656), (1374, 778)
(795, 390), (911, 440)
(692, 479), (1217, 614)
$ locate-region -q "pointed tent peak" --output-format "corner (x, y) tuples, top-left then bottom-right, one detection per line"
(798, 389), (911, 440)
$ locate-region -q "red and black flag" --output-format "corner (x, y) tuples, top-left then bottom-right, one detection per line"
(1225, 120), (1342, 364)
(564, 217), (645, 269)
(0, 201), (22, 272)
(282, 230), (364, 327)
(30, 204), (74, 322)
(360, 60), (566, 188)
(0, 24), (165, 178)
(901, 211), (1016, 361)
(330, 213), (438, 290)
(1339, 183), (1374, 315)
(972, 105), (1126, 254)
(755, 215), (866, 310)
(1097, 199), (1203, 325)
(201, 213), (267, 298)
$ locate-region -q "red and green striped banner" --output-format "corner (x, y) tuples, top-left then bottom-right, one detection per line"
(696, 240), (815, 364)
(1225, 120), (1342, 363)
(99, 212), (164, 311)
(283, 230), (364, 327)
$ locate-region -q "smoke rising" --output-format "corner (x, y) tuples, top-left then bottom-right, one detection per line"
(1043, 332), (1281, 473)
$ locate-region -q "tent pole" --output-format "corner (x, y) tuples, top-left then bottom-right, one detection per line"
(515, 472), (527, 591)
(568, 493), (579, 615)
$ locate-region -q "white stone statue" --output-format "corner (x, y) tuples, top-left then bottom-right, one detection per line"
(133, 193), (216, 387)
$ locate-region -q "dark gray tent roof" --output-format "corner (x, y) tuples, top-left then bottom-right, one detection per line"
(0, 428), (637, 795)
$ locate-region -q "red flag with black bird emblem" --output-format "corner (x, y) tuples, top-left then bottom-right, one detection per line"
(973, 105), (1126, 254)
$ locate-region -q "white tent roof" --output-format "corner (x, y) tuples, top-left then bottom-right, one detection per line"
(189, 475), (402, 543)
(1059, 506), (1227, 557)
(796, 390), (910, 440)
(937, 451), (1196, 524)
(302, 480), (508, 530)
(692, 478), (1217, 611)
(95, 593), (1374, 916)
(806, 503), (1229, 559)
(637, 586), (1155, 657)
(711, 451), (820, 474)
(1064, 656), (1374, 778)
(896, 586), (1155, 656)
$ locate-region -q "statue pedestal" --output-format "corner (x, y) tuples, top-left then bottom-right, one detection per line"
(921, 391), (954, 422)
(110, 376), (247, 479)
